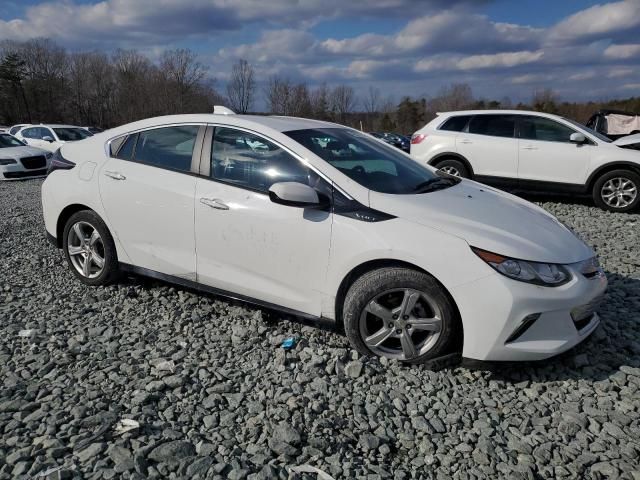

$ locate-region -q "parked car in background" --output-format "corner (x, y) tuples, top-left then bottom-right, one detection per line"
(586, 109), (640, 140)
(0, 132), (52, 180)
(9, 124), (30, 135)
(42, 112), (606, 364)
(84, 126), (104, 134)
(411, 110), (640, 212)
(0, 126), (8, 133)
(369, 132), (410, 152)
(17, 124), (93, 152)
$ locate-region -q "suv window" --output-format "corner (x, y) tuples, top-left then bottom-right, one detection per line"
(439, 115), (471, 132)
(133, 126), (199, 172)
(211, 127), (309, 193)
(468, 115), (515, 138)
(519, 116), (576, 143)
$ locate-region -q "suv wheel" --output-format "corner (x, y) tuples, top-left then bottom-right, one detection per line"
(343, 267), (459, 364)
(434, 158), (470, 178)
(593, 169), (640, 212)
(63, 210), (119, 285)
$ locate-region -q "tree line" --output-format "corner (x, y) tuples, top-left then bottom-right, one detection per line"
(1, 39), (639, 135)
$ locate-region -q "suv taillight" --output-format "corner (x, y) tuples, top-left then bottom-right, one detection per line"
(411, 133), (427, 144)
(47, 148), (75, 175)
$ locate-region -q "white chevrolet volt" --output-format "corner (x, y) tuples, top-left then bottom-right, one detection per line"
(41, 112), (607, 364)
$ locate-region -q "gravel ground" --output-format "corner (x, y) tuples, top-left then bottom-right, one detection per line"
(1, 179), (639, 480)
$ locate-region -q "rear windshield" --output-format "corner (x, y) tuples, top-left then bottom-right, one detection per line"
(285, 127), (458, 194)
(53, 128), (93, 141)
(0, 134), (25, 148)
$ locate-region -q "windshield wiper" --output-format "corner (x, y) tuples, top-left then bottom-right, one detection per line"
(412, 176), (459, 193)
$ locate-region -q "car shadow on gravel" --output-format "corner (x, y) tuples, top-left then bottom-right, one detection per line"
(462, 272), (640, 384)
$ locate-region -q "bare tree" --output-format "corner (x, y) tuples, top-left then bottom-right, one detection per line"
(226, 59), (255, 113)
(265, 76), (291, 115)
(429, 83), (474, 112)
(159, 48), (208, 112)
(532, 88), (559, 113)
(330, 84), (356, 123)
(363, 86), (380, 115)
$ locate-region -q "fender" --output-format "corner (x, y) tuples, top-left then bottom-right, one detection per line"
(427, 152), (475, 177)
(586, 161), (640, 188)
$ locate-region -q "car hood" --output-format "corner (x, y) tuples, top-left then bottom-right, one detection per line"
(369, 180), (594, 264)
(0, 145), (48, 159)
(613, 133), (640, 146)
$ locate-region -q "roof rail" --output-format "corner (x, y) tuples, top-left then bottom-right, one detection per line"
(213, 106), (236, 115)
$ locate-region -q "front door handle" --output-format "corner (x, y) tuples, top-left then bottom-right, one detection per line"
(459, 139), (472, 144)
(104, 171), (126, 180)
(200, 197), (229, 210)
(522, 145), (538, 150)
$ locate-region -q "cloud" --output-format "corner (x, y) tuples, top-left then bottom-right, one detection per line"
(604, 43), (640, 59)
(548, 0), (640, 44)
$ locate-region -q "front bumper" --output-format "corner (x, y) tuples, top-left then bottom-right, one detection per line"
(1, 162), (49, 180)
(452, 265), (607, 361)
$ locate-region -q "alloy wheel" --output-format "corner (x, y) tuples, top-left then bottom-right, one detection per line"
(439, 166), (460, 177)
(601, 177), (637, 209)
(67, 221), (105, 279)
(359, 288), (443, 361)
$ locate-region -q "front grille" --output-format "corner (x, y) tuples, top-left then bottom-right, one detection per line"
(20, 155), (46, 169)
(3, 168), (48, 179)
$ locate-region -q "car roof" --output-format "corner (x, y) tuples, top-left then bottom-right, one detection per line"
(103, 114), (344, 139)
(436, 109), (569, 120)
(29, 124), (83, 128)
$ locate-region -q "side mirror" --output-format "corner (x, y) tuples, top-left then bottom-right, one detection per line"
(42, 136), (54, 142)
(268, 182), (327, 208)
(570, 132), (586, 144)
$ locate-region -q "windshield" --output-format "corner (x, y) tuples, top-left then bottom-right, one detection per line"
(564, 118), (612, 143)
(0, 134), (25, 148)
(53, 128), (93, 141)
(285, 128), (458, 194)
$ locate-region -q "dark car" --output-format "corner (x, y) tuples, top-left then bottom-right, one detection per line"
(84, 126), (104, 134)
(369, 132), (410, 152)
(586, 109), (640, 140)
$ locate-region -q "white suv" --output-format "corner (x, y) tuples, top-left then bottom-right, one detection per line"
(411, 110), (640, 212)
(41, 112), (606, 364)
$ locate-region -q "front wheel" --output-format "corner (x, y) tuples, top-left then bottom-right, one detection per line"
(592, 170), (640, 212)
(63, 210), (119, 285)
(343, 268), (459, 364)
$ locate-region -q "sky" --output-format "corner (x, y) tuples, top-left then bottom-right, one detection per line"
(1, 0), (639, 105)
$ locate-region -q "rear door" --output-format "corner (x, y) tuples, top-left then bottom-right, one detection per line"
(456, 114), (518, 180)
(99, 124), (204, 277)
(517, 115), (591, 185)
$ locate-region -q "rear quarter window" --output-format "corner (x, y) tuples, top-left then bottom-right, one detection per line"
(439, 116), (471, 132)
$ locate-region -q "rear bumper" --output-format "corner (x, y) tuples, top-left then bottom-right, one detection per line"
(452, 267), (607, 361)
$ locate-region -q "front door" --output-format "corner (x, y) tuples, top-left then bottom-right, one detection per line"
(517, 116), (591, 185)
(195, 126), (332, 315)
(98, 125), (203, 278)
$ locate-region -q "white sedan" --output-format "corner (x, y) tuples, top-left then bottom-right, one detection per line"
(0, 133), (52, 180)
(41, 112), (607, 363)
(17, 124), (93, 152)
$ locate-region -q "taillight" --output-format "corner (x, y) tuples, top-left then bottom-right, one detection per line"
(47, 149), (75, 175)
(411, 133), (427, 144)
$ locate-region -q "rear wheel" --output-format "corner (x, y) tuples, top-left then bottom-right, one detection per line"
(63, 210), (119, 285)
(592, 170), (640, 212)
(343, 268), (459, 364)
(434, 158), (470, 178)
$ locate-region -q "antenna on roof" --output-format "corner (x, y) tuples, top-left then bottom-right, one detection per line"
(213, 106), (236, 115)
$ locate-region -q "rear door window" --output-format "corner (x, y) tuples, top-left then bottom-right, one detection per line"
(133, 126), (199, 173)
(468, 115), (516, 138)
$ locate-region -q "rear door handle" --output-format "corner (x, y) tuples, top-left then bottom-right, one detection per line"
(459, 139), (472, 144)
(200, 197), (229, 210)
(522, 145), (538, 150)
(104, 171), (126, 180)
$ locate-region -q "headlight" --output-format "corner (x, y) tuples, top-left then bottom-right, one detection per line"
(472, 247), (571, 287)
(0, 158), (17, 165)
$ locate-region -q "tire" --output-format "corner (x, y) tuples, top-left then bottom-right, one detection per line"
(434, 158), (470, 178)
(62, 210), (119, 286)
(343, 267), (459, 364)
(592, 169), (640, 212)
